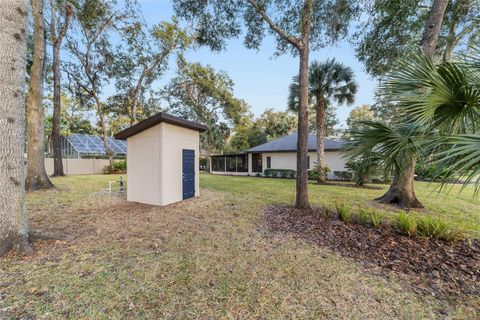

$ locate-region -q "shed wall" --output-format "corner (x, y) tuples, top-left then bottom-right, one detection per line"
(159, 122), (200, 206)
(127, 125), (161, 205)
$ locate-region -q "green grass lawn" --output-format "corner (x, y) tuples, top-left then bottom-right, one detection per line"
(0, 174), (478, 319)
(201, 174), (480, 237)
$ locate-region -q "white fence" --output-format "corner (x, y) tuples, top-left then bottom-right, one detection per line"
(44, 158), (111, 175)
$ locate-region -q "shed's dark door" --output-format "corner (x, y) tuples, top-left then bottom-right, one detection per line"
(182, 149), (195, 200)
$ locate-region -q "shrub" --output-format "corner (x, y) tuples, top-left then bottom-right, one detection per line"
(369, 210), (383, 228)
(200, 157), (208, 171)
(333, 171), (353, 181)
(264, 169), (296, 179)
(416, 216), (450, 239)
(441, 228), (465, 242)
(264, 169), (274, 177)
(336, 203), (352, 222)
(103, 160), (126, 174)
(395, 212), (417, 237)
(322, 166), (331, 177)
(308, 169), (319, 180)
(323, 206), (335, 218)
(345, 156), (383, 186)
(308, 166), (330, 180)
(357, 208), (371, 225)
(414, 162), (449, 182)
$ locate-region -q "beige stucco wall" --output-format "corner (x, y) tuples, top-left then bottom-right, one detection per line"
(127, 124), (161, 205)
(44, 158), (110, 175)
(262, 151), (347, 179)
(159, 122), (200, 206)
(126, 122), (200, 206)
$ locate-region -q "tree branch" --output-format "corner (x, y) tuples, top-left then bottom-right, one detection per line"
(248, 0), (302, 48)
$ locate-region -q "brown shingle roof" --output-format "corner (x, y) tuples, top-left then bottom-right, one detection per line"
(114, 112), (207, 140)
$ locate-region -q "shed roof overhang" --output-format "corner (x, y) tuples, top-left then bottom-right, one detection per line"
(114, 112), (208, 140)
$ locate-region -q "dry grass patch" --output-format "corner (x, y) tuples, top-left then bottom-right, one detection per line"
(0, 175), (477, 318)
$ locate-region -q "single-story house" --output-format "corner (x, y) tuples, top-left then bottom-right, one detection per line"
(115, 112), (207, 206)
(210, 132), (347, 179)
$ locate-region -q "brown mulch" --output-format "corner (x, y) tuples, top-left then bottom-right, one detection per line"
(264, 205), (480, 300)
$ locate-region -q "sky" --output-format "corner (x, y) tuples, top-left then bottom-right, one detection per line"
(127, 0), (379, 128)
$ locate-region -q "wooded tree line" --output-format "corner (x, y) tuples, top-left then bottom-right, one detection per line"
(1, 0), (478, 256)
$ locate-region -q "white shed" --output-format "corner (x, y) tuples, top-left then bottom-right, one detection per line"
(115, 112), (207, 206)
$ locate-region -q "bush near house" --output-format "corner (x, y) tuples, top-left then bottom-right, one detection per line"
(264, 168), (296, 178)
(264, 168), (355, 181)
(103, 160), (127, 174)
(200, 157), (208, 171)
(333, 171), (353, 181)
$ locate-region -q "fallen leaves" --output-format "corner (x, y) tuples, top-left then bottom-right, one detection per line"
(264, 205), (480, 300)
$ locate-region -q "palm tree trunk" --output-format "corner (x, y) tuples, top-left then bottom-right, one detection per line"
(375, 157), (423, 209)
(26, 0), (54, 191)
(315, 95), (326, 184)
(0, 0), (32, 257)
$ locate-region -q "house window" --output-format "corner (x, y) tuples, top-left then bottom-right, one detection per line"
(211, 156), (225, 171)
(236, 155), (248, 172)
(226, 156), (237, 172)
(307, 156), (310, 170)
(266, 156), (271, 169)
(252, 153), (262, 172)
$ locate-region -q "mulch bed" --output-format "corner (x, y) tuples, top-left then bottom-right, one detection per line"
(264, 205), (480, 300)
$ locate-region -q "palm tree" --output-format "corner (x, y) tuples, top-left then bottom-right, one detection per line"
(345, 48), (480, 209)
(385, 49), (480, 193)
(289, 59), (358, 183)
(344, 121), (425, 208)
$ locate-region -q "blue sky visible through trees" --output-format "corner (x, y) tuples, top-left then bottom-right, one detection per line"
(104, 0), (378, 128)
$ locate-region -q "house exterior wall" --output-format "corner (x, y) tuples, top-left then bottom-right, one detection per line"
(209, 150), (348, 179)
(159, 122), (200, 206)
(262, 151), (347, 179)
(126, 125), (161, 206)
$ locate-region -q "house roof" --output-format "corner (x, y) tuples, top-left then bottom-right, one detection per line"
(115, 112), (208, 140)
(246, 132), (345, 153)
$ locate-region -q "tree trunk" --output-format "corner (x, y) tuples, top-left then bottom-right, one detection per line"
(375, 157), (423, 209)
(378, 0), (448, 208)
(294, 0), (313, 209)
(421, 0), (449, 57)
(26, 0), (54, 191)
(0, 0), (32, 257)
(295, 47), (310, 209)
(93, 94), (114, 168)
(442, 2), (458, 62)
(315, 95), (326, 184)
(51, 38), (64, 176)
(50, 1), (73, 176)
(130, 95), (138, 126)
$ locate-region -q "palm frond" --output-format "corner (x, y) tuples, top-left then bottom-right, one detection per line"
(343, 121), (422, 176)
(434, 134), (480, 194)
(382, 51), (480, 134)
